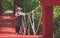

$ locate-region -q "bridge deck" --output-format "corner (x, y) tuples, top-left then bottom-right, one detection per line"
(0, 24), (42, 38)
(0, 34), (42, 38)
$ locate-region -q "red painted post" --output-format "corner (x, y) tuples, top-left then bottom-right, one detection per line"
(42, 6), (53, 38)
(40, 0), (60, 38)
(0, 0), (2, 15)
(40, 0), (54, 38)
(14, 0), (18, 14)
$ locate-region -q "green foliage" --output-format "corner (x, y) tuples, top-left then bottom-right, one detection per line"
(34, 7), (42, 35)
(2, 0), (13, 13)
(53, 6), (60, 38)
(17, 0), (39, 13)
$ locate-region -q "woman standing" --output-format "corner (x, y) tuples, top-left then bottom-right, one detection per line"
(14, 7), (24, 34)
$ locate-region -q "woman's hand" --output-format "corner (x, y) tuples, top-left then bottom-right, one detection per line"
(17, 15), (21, 16)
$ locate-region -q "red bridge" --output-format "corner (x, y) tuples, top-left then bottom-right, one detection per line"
(0, 0), (60, 38)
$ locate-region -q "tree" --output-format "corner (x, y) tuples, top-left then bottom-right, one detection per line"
(53, 6), (60, 38)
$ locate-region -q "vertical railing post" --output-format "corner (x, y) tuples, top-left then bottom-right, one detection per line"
(40, 0), (53, 38)
(42, 6), (53, 38)
(14, 0), (18, 15)
(0, 0), (2, 15)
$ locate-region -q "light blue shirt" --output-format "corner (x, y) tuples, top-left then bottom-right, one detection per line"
(15, 12), (25, 17)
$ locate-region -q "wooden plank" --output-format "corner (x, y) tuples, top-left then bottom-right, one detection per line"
(40, 0), (60, 6)
(53, 0), (60, 6)
(0, 35), (42, 38)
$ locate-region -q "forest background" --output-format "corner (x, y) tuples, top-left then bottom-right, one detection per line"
(1, 0), (60, 38)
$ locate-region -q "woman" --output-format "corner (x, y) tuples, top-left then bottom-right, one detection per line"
(14, 7), (24, 34)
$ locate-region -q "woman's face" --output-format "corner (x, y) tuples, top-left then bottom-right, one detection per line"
(17, 9), (21, 12)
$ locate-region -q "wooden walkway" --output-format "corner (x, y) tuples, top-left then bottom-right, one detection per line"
(0, 27), (42, 38)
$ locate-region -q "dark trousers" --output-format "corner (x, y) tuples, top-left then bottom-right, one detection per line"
(15, 26), (20, 33)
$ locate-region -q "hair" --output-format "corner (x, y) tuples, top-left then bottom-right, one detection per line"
(16, 7), (22, 12)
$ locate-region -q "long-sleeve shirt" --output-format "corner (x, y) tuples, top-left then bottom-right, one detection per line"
(15, 12), (25, 17)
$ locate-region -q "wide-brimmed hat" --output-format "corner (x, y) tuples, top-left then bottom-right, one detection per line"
(17, 7), (22, 10)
